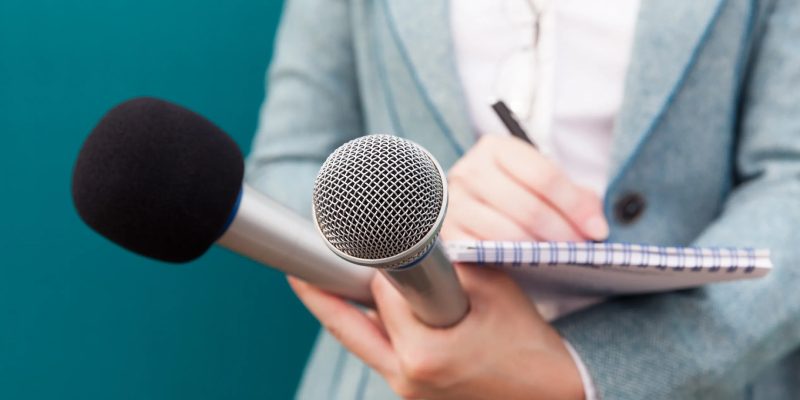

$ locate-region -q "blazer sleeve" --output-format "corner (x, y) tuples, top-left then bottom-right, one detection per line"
(555, 2), (800, 399)
(245, 0), (362, 218)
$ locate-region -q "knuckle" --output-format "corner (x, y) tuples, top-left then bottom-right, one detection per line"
(449, 160), (480, 183)
(534, 166), (560, 193)
(390, 379), (423, 400)
(400, 350), (448, 384)
(523, 203), (546, 223)
(447, 164), (466, 182)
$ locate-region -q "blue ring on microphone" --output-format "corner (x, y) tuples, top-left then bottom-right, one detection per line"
(392, 242), (437, 270)
(216, 187), (243, 240)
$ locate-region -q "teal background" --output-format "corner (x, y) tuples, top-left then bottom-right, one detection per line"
(0, 0), (321, 399)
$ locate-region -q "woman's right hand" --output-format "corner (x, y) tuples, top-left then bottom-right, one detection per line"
(441, 135), (609, 242)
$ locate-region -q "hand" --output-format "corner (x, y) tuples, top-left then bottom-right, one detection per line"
(443, 135), (608, 242)
(288, 267), (585, 400)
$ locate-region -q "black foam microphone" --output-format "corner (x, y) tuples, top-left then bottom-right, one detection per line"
(72, 97), (372, 302)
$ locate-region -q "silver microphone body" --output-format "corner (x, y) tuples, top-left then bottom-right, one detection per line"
(312, 135), (469, 327)
(218, 184), (373, 304)
(383, 245), (468, 327)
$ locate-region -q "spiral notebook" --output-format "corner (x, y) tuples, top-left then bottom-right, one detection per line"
(444, 241), (772, 296)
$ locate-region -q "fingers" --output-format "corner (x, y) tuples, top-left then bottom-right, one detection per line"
(456, 264), (532, 306)
(450, 162), (584, 241)
(447, 136), (608, 242)
(446, 185), (538, 241)
(492, 139), (608, 239)
(287, 276), (397, 375)
(453, 262), (512, 291)
(370, 274), (427, 340)
(439, 223), (476, 241)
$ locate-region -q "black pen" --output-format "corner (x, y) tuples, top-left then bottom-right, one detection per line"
(491, 100), (538, 149)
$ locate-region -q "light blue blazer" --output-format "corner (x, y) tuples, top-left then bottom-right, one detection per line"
(246, 0), (800, 398)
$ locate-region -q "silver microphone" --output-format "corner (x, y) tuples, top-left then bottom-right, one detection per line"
(217, 185), (373, 304)
(312, 134), (469, 327)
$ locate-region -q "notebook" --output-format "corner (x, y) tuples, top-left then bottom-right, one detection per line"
(444, 240), (772, 296)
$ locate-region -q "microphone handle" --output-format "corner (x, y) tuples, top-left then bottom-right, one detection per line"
(383, 244), (470, 327)
(218, 185), (374, 304)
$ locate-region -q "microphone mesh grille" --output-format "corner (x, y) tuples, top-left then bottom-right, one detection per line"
(313, 135), (444, 262)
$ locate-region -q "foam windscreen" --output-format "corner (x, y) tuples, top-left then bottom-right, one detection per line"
(72, 97), (244, 262)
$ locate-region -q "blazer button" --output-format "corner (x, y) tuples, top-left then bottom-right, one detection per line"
(614, 193), (646, 224)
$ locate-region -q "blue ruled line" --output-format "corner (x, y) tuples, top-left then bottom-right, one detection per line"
(656, 247), (667, 270)
(622, 243), (630, 267)
(548, 242), (558, 266)
(710, 248), (721, 272)
(745, 248), (755, 274)
(568, 242), (576, 264)
(675, 247), (685, 271)
(729, 248), (739, 273)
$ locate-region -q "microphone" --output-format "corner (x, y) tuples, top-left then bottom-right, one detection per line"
(312, 134), (469, 327)
(71, 97), (372, 303)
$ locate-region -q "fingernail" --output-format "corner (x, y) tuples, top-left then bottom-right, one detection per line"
(584, 216), (609, 240)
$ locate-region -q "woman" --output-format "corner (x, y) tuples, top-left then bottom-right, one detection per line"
(247, 0), (800, 398)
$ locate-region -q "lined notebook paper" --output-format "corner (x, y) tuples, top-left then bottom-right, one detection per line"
(444, 241), (772, 296)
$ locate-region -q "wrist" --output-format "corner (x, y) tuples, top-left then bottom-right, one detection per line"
(542, 345), (586, 400)
(496, 341), (584, 400)
(563, 340), (595, 400)
(534, 330), (586, 400)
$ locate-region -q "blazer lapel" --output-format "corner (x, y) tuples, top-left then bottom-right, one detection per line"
(383, 0), (475, 155)
(610, 0), (727, 178)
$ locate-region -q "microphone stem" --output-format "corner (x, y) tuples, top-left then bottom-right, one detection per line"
(218, 185), (374, 304)
(384, 245), (470, 328)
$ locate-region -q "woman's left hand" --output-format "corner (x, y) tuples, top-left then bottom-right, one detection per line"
(288, 264), (584, 400)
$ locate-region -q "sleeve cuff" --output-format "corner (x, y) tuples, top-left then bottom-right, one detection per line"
(563, 339), (599, 400)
